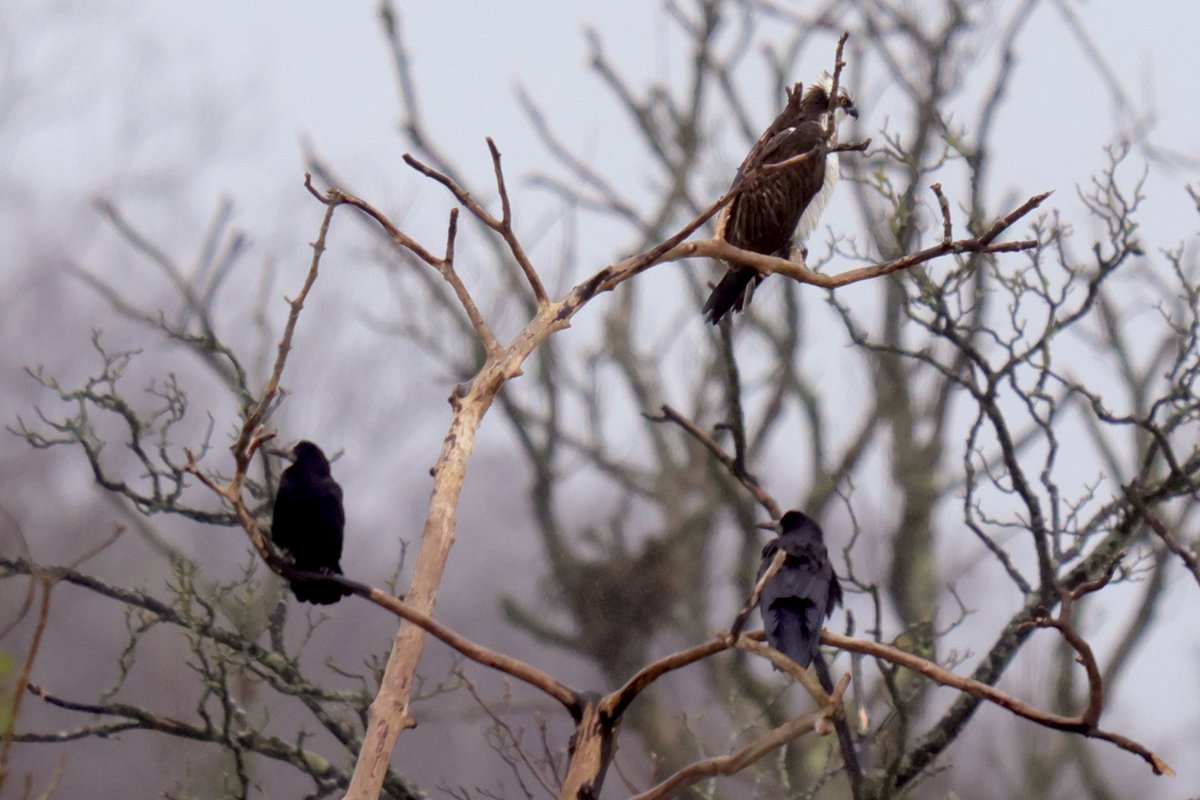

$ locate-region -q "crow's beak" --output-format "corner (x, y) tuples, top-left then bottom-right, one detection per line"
(265, 446), (295, 461)
(756, 520), (782, 533)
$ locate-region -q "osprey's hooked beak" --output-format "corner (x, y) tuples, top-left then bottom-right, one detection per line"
(756, 520), (783, 533)
(846, 104), (859, 119)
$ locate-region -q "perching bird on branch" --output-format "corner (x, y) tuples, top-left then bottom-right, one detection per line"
(756, 510), (843, 668)
(703, 74), (857, 324)
(271, 440), (352, 605)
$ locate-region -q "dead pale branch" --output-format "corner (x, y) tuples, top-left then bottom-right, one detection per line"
(288, 123), (1047, 799)
(356, 561), (855, 799)
(362, 588), (577, 710)
(304, 175), (500, 354)
(403, 139), (548, 305)
(320, 152), (846, 794)
(728, 547), (787, 640)
(661, 189), (1050, 291)
(630, 672), (851, 800)
(645, 404), (781, 519)
(0, 518), (124, 796)
(181, 175), (345, 578)
(821, 629), (1173, 776)
(12, 3), (1197, 798)
(303, 147), (779, 797)
(329, 587), (850, 799)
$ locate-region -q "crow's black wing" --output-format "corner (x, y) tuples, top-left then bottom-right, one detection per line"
(270, 465), (307, 554)
(757, 530), (837, 668)
(271, 460), (350, 605)
(272, 466), (344, 566)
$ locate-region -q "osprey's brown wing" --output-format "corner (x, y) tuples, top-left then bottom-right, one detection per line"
(704, 119), (827, 325)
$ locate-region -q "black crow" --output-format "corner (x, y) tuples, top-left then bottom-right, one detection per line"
(271, 440), (352, 605)
(756, 510), (842, 668)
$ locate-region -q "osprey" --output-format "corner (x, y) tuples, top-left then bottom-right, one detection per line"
(756, 510), (843, 669)
(703, 74), (857, 324)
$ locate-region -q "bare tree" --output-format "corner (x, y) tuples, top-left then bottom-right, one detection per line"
(5, 1), (1197, 799)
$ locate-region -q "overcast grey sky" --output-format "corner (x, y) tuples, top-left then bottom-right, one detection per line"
(5, 1), (1199, 797)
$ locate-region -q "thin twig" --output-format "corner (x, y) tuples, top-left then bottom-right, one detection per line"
(631, 673), (850, 800)
(457, 669), (558, 798)
(824, 31), (850, 142)
(1130, 494), (1200, 588)
(645, 404), (780, 518)
(0, 518), (124, 795)
(736, 637), (832, 709)
(404, 141), (549, 306)
(729, 548), (785, 639)
(603, 636), (733, 721)
(487, 138), (548, 304)
(822, 630), (1172, 775)
(305, 176), (500, 354)
(660, 190), (1051, 291)
(931, 182), (952, 242)
(365, 588), (578, 711)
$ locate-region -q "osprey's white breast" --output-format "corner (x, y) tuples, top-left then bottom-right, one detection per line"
(793, 151), (839, 245)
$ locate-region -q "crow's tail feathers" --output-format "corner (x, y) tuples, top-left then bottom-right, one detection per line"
(290, 564), (353, 605)
(768, 599), (818, 669)
(703, 267), (761, 325)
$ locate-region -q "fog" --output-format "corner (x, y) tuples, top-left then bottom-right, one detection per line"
(3, 2), (1198, 798)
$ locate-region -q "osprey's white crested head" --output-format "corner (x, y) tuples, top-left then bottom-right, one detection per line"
(809, 70), (858, 124)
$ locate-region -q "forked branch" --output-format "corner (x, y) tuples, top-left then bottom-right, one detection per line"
(822, 628), (1173, 776)
(645, 404), (781, 519)
(304, 175), (500, 354)
(403, 138), (548, 305)
(631, 673), (850, 800)
(659, 190), (1051, 291)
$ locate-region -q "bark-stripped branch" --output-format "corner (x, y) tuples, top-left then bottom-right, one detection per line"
(661, 190), (1050, 291)
(645, 404), (781, 519)
(822, 630), (1173, 776)
(304, 175), (500, 354)
(404, 139), (549, 305)
(630, 673), (850, 800)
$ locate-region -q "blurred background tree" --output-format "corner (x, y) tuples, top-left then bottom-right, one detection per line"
(2, 1), (1198, 798)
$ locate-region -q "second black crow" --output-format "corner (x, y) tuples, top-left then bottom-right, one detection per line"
(756, 510), (842, 668)
(271, 440), (352, 605)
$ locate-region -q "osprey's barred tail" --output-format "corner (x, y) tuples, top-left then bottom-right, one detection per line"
(703, 267), (761, 325)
